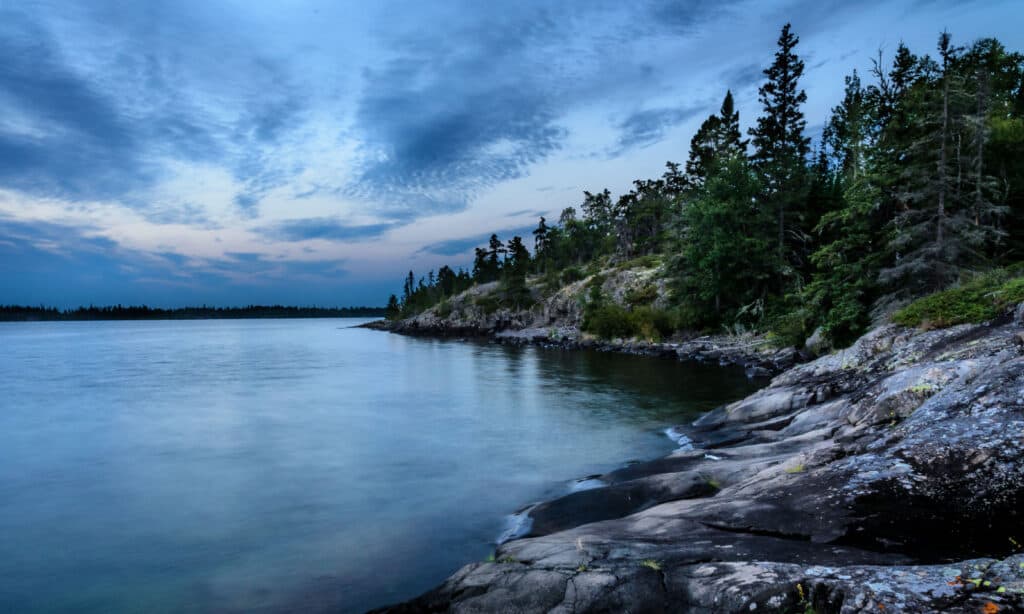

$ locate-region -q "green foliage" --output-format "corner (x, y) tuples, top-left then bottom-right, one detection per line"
(892, 268), (1024, 328)
(387, 26), (1024, 350)
(640, 559), (662, 571)
(561, 266), (585, 284)
(673, 154), (774, 328)
(624, 284), (658, 306)
(582, 304), (677, 341)
(473, 294), (502, 315)
(436, 299), (453, 319)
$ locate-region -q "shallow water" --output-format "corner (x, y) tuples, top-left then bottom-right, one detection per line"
(0, 319), (763, 613)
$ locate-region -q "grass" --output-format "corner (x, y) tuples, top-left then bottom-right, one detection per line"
(785, 464), (806, 474)
(893, 267), (1024, 329)
(640, 559), (662, 571)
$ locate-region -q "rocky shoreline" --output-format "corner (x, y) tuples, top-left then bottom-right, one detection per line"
(362, 318), (803, 377)
(372, 313), (1024, 613)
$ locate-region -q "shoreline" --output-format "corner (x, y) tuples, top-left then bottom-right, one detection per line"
(361, 318), (805, 377)
(375, 315), (1024, 613)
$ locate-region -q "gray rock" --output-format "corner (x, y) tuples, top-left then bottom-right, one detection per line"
(804, 326), (830, 356)
(379, 319), (1024, 613)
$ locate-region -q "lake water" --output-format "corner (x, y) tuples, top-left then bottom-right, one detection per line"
(0, 319), (764, 613)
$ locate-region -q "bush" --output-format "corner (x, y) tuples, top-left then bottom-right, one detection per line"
(624, 284), (658, 306)
(435, 299), (452, 319)
(561, 267), (585, 284)
(631, 306), (676, 340)
(582, 304), (678, 341)
(473, 294), (502, 315)
(893, 268), (1024, 329)
(583, 304), (637, 339)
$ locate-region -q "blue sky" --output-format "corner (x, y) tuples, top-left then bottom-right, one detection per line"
(1, 0), (1021, 307)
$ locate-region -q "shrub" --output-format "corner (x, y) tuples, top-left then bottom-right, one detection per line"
(583, 304), (637, 339)
(561, 267), (585, 284)
(436, 299), (453, 319)
(473, 294), (502, 315)
(631, 306), (676, 340)
(624, 284), (658, 306)
(582, 304), (678, 341)
(893, 268), (1024, 329)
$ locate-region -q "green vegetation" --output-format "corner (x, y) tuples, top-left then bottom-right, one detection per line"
(893, 268), (1024, 328)
(389, 27), (1024, 347)
(640, 559), (662, 571)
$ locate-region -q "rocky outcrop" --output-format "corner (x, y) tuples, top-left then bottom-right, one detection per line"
(378, 315), (1024, 613)
(369, 266), (802, 376)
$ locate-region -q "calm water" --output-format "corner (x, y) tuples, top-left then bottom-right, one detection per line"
(0, 319), (763, 613)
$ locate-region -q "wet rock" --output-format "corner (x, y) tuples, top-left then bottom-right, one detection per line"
(379, 317), (1024, 613)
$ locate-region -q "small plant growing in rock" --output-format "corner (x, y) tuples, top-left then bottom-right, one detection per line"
(785, 464), (805, 474)
(640, 559), (661, 571)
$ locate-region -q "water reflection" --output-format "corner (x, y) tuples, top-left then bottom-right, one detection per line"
(0, 320), (763, 613)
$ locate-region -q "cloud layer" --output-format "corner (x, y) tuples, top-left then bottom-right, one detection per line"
(1, 0), (1021, 306)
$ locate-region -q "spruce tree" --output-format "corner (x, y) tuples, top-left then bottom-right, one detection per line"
(686, 91), (747, 187)
(749, 23), (811, 285)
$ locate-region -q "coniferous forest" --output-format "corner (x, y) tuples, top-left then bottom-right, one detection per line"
(388, 26), (1024, 349)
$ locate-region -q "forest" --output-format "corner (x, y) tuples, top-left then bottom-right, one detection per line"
(0, 305), (386, 321)
(388, 25), (1024, 348)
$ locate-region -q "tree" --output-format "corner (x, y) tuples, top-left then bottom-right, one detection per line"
(878, 31), (995, 306)
(686, 91), (747, 187)
(532, 216), (549, 272)
(385, 294), (401, 320)
(749, 23), (811, 285)
(503, 236), (532, 307)
(676, 154), (772, 323)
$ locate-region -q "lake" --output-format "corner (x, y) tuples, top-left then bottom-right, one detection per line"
(0, 319), (764, 613)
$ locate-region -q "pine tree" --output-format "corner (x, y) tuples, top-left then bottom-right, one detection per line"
(677, 154), (772, 324)
(385, 294), (401, 320)
(686, 91), (747, 187)
(749, 23), (811, 285)
(878, 32), (990, 306)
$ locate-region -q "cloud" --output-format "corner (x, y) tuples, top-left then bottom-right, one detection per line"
(612, 104), (709, 154)
(0, 216), (376, 306)
(417, 225), (537, 257)
(256, 218), (400, 242)
(0, 4), (313, 217)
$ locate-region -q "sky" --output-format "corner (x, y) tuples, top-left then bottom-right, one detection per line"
(1, 0), (1022, 308)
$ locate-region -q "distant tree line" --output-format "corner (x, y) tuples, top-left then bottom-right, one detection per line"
(388, 25), (1024, 347)
(0, 304), (386, 322)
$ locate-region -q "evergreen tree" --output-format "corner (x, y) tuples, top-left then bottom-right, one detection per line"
(749, 23), (811, 285)
(878, 32), (998, 306)
(677, 154), (772, 323)
(385, 294), (401, 320)
(686, 91), (747, 187)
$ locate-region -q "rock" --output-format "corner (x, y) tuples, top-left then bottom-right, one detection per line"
(379, 318), (1024, 613)
(1014, 301), (1024, 326)
(804, 326), (830, 356)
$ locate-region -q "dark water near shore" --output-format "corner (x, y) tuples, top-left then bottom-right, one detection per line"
(0, 319), (763, 613)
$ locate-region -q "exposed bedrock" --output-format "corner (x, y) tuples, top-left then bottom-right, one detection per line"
(378, 317), (1024, 613)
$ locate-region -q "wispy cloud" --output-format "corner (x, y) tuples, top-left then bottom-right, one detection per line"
(256, 218), (399, 243)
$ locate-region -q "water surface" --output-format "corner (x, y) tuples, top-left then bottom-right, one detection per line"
(0, 319), (763, 612)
